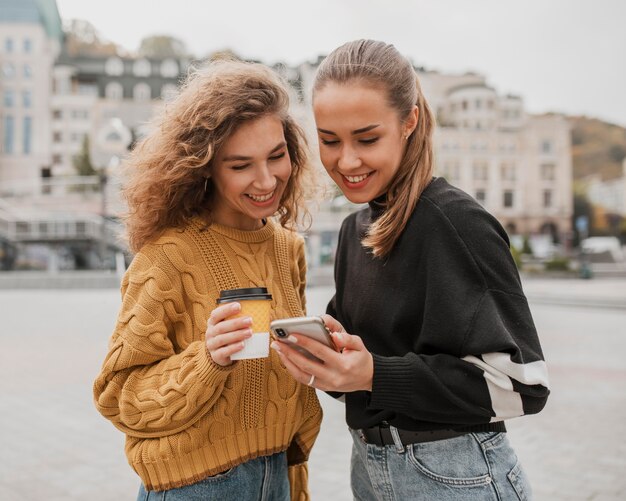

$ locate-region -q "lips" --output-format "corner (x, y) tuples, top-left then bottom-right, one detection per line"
(245, 189), (278, 207)
(340, 171), (374, 188)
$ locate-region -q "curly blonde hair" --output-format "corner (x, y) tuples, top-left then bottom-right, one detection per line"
(123, 60), (313, 253)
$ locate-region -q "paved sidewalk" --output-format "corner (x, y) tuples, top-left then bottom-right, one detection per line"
(521, 276), (626, 310)
(0, 280), (624, 500)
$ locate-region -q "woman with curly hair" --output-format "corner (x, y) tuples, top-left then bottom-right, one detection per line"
(93, 60), (321, 501)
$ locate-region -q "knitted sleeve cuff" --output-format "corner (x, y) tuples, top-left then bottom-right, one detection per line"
(368, 353), (417, 411)
(194, 342), (237, 386)
(288, 462), (310, 501)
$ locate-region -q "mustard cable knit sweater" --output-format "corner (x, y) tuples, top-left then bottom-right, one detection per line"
(93, 217), (322, 498)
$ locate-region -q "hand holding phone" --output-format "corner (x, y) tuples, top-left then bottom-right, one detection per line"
(270, 316), (337, 362)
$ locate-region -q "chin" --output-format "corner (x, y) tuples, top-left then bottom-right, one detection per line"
(341, 191), (375, 205)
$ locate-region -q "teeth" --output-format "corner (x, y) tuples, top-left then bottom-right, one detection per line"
(344, 173), (370, 183)
(247, 191), (274, 202)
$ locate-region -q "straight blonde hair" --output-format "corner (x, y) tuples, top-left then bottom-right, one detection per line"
(314, 40), (435, 258)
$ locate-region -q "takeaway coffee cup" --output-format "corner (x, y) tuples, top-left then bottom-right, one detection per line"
(217, 287), (273, 360)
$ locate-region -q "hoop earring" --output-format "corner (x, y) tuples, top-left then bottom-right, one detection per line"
(204, 177), (209, 193)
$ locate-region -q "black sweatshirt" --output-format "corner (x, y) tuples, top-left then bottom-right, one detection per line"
(327, 177), (550, 432)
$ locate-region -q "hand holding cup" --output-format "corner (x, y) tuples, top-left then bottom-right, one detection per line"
(205, 302), (254, 366)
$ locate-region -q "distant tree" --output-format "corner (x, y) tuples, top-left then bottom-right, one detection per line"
(63, 19), (119, 56)
(73, 136), (97, 176)
(138, 35), (190, 58)
(572, 189), (594, 246)
(609, 144), (626, 163)
(208, 49), (241, 62)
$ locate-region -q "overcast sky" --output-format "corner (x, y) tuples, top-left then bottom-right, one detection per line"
(56, 0), (626, 127)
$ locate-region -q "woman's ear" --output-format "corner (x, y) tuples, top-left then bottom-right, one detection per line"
(404, 105), (419, 138)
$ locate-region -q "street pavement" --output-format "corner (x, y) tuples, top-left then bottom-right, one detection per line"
(0, 278), (625, 500)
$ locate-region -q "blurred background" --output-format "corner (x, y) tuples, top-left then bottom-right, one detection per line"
(0, 1), (624, 500)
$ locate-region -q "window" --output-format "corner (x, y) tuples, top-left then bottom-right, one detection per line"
(78, 83), (98, 96)
(541, 140), (553, 153)
(2, 62), (15, 78)
(160, 58), (179, 78)
(475, 99), (482, 109)
(473, 162), (489, 181)
(5, 38), (13, 53)
(541, 163), (555, 180)
(71, 110), (89, 120)
(105, 57), (124, 76)
(23, 64), (32, 78)
(475, 190), (486, 205)
(133, 58), (151, 77)
(52, 154), (62, 164)
(133, 82), (151, 101)
(503, 190), (514, 208)
(3, 89), (14, 107)
(440, 161), (460, 181)
(23, 90), (31, 108)
(53, 109), (62, 119)
(53, 131), (62, 143)
(3, 115), (15, 154)
(105, 130), (122, 142)
(543, 190), (553, 208)
(105, 81), (124, 100)
(23, 117), (32, 154)
(500, 162), (516, 181)
(23, 38), (32, 53)
(161, 83), (178, 101)
(462, 100), (468, 110)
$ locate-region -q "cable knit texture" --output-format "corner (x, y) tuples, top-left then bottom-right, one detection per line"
(93, 217), (321, 498)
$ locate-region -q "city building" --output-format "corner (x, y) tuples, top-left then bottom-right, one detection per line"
(433, 77), (573, 242)
(584, 158), (626, 217)
(1, 5), (575, 270)
(51, 53), (189, 177)
(0, 0), (62, 190)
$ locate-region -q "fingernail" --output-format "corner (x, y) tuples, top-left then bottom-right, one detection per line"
(232, 302), (241, 311)
(287, 335), (297, 344)
(271, 342), (281, 352)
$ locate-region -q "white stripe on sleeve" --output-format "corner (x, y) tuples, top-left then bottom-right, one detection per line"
(462, 353), (549, 420)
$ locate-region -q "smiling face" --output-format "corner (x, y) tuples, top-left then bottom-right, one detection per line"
(210, 114), (292, 230)
(313, 81), (418, 204)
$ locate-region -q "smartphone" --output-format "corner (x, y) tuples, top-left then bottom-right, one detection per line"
(270, 316), (336, 362)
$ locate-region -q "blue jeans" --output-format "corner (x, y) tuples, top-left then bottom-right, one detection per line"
(136, 451), (289, 501)
(350, 428), (531, 500)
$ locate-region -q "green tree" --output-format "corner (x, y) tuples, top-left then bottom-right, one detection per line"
(138, 35), (189, 58)
(572, 187), (594, 247)
(63, 19), (119, 56)
(73, 135), (97, 176)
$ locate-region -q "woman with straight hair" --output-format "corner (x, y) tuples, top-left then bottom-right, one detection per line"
(274, 39), (550, 500)
(93, 59), (321, 501)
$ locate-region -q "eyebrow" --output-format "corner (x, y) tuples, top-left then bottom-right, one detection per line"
(317, 124), (380, 136)
(222, 141), (286, 162)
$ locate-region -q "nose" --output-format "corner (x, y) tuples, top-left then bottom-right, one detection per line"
(253, 163), (277, 191)
(338, 144), (362, 171)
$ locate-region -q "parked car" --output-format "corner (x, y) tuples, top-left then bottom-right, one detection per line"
(581, 237), (624, 263)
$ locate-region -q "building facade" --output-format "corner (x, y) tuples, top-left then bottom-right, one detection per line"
(433, 78), (572, 242)
(584, 158), (626, 217)
(0, 0), (62, 190)
(51, 54), (189, 177)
